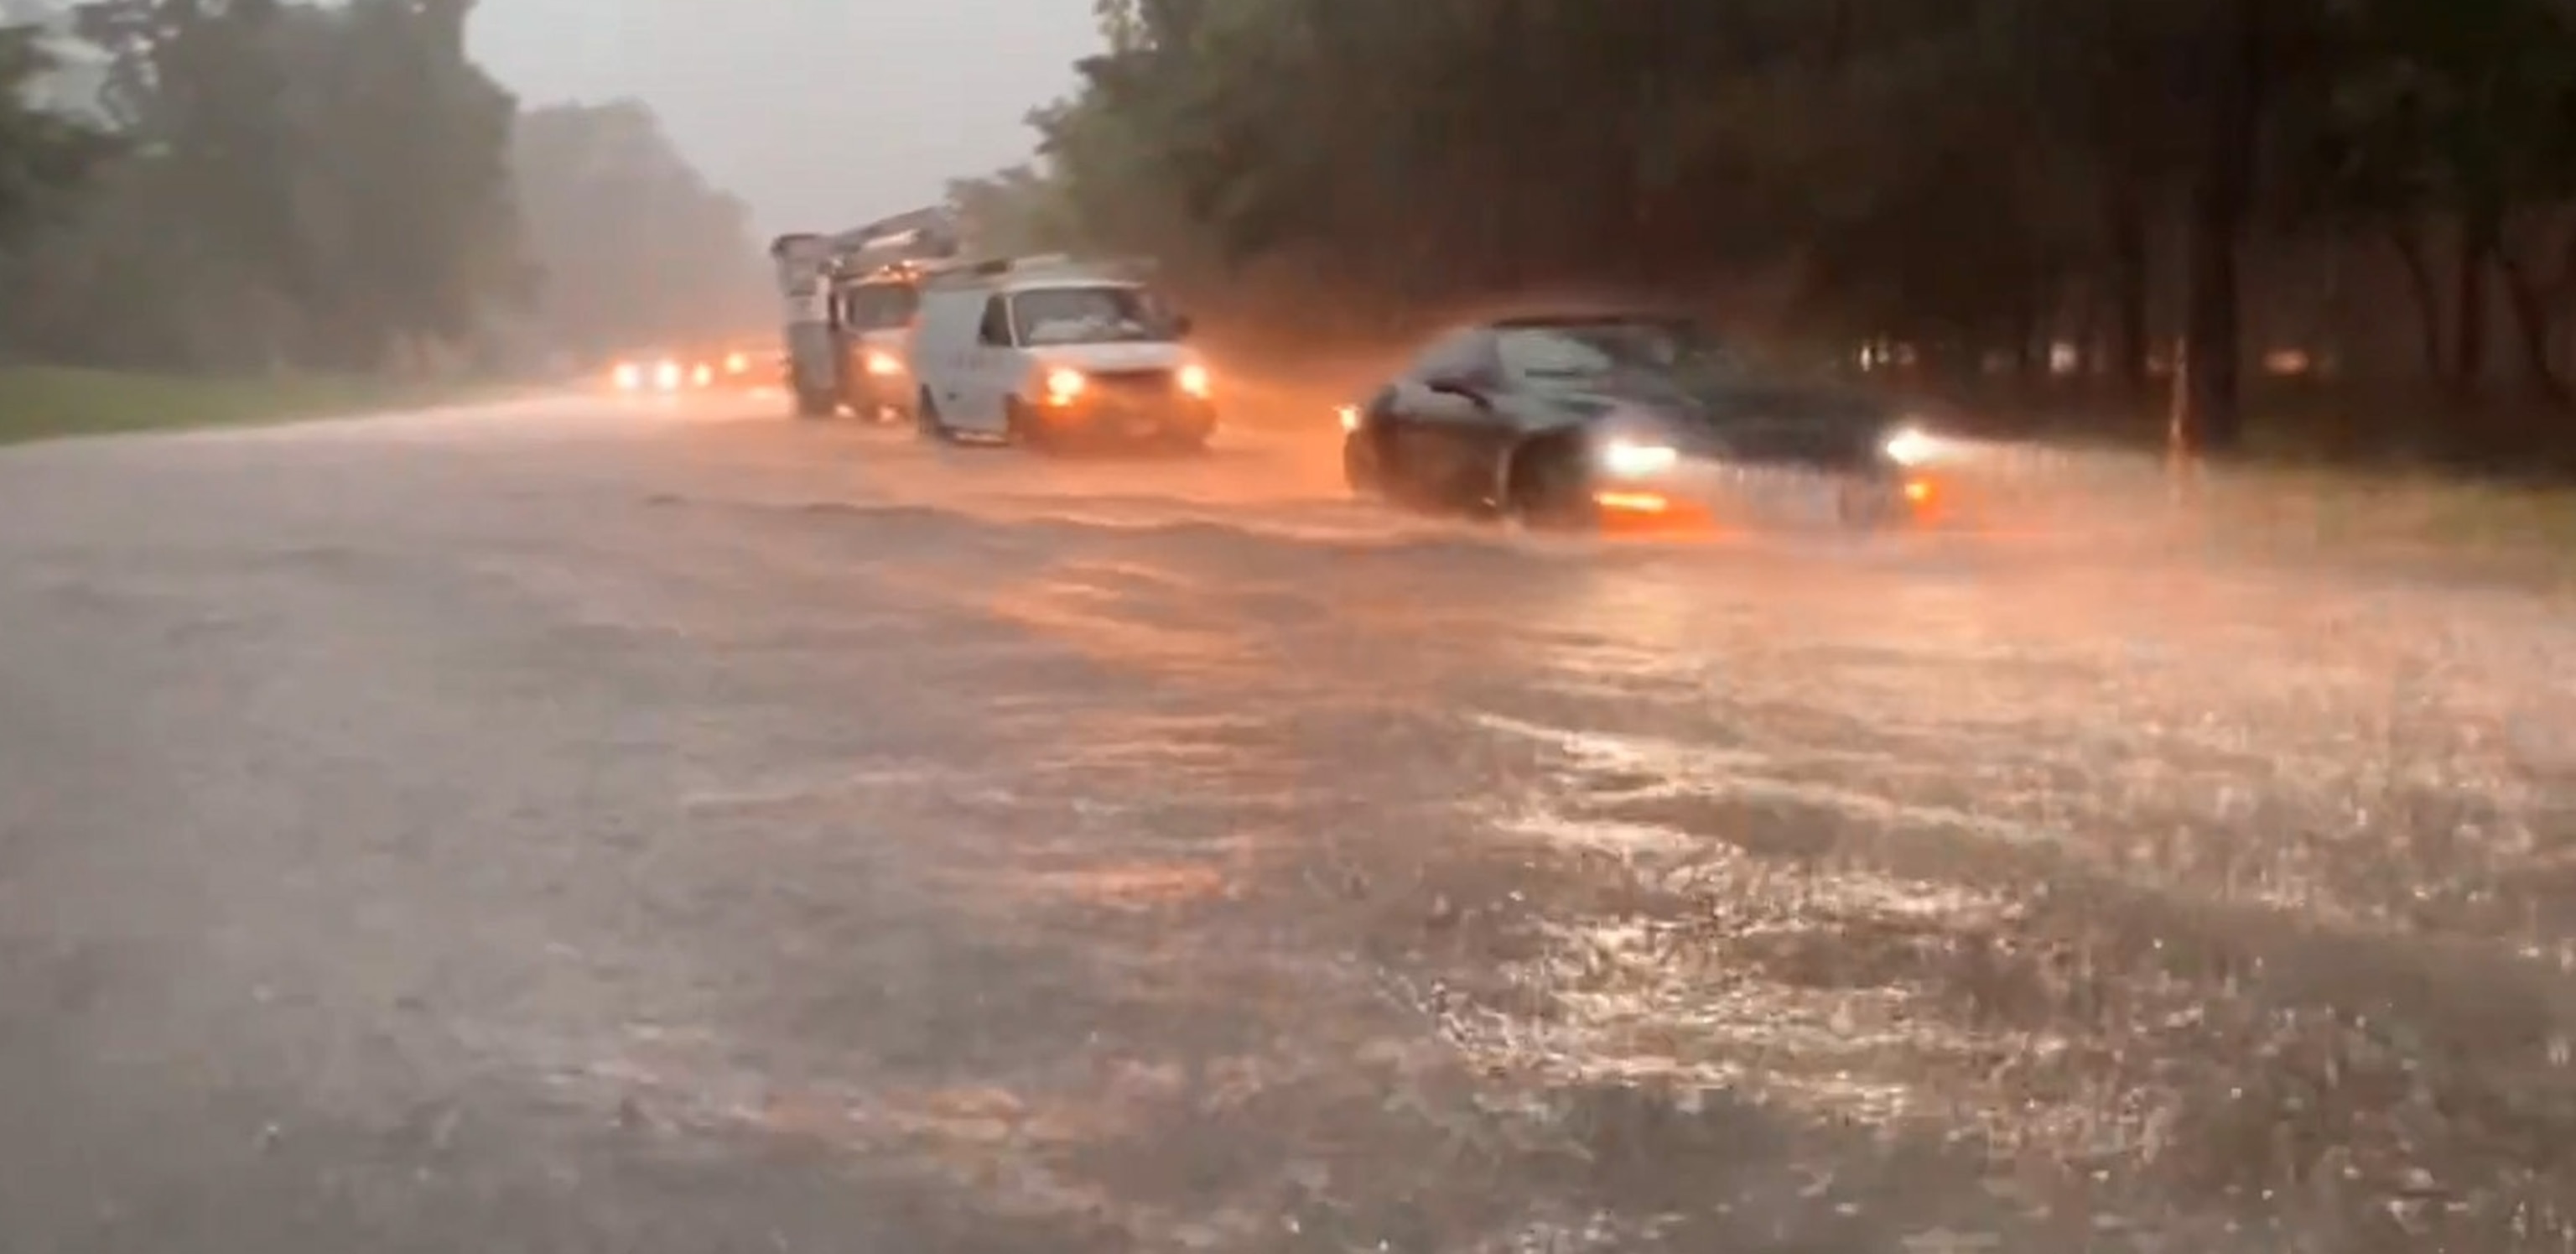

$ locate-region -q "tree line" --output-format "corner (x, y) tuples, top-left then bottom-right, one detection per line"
(953, 0), (2576, 459)
(0, 0), (758, 376)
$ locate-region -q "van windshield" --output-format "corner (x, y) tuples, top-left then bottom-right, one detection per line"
(1008, 285), (1167, 346)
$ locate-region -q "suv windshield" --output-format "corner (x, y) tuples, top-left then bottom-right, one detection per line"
(1009, 285), (1168, 346)
(1497, 318), (1883, 426)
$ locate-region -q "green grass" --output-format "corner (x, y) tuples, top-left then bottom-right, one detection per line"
(0, 367), (486, 447)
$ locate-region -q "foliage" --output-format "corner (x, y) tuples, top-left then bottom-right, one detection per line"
(511, 99), (762, 359)
(0, 14), (112, 243)
(961, 0), (2576, 452)
(0, 0), (755, 376)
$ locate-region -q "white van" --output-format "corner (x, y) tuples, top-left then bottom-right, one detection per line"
(907, 257), (1216, 450)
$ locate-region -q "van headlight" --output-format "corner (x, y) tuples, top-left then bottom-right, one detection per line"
(1598, 438), (1678, 477)
(1043, 367), (1085, 403)
(1883, 425), (1938, 465)
(1176, 363), (1210, 398)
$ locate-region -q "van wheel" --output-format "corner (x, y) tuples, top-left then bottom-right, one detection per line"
(1005, 399), (1057, 453)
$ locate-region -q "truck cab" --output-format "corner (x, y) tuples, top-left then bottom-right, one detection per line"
(766, 206), (960, 419)
(828, 268), (927, 423)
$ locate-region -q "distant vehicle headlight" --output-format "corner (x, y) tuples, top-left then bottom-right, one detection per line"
(1176, 363), (1210, 398)
(654, 360), (681, 389)
(690, 362), (713, 386)
(724, 351), (749, 372)
(1043, 367), (1085, 403)
(1598, 437), (1678, 477)
(612, 362), (640, 390)
(1883, 425), (1939, 465)
(1336, 403), (1360, 432)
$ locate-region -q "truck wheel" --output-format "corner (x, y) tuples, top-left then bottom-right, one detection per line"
(915, 390), (949, 441)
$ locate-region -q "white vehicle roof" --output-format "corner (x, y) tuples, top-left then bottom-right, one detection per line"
(918, 252), (1157, 294)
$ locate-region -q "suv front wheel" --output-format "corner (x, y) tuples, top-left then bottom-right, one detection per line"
(1504, 437), (1601, 530)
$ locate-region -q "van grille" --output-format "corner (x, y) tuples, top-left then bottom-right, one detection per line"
(1088, 368), (1173, 394)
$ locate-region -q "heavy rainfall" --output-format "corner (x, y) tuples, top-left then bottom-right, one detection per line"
(3, 1), (2575, 1251)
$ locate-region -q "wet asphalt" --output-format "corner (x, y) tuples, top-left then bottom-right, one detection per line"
(4, 393), (2575, 1251)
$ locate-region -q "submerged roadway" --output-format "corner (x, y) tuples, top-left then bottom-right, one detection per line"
(4, 392), (2574, 1251)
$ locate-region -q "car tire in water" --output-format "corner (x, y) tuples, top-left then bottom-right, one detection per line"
(1341, 432), (1381, 496)
(1834, 477), (1899, 530)
(1504, 435), (1600, 531)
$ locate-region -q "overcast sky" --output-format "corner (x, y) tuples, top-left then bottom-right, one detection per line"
(468, 0), (1100, 235)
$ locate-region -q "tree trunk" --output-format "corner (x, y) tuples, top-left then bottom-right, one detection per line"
(2176, 0), (2261, 452)
(2454, 205), (2498, 398)
(2496, 247), (2569, 405)
(2383, 222), (2444, 378)
(2180, 199), (2241, 450)
(2105, 176), (2150, 393)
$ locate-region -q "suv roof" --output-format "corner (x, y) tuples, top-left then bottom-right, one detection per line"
(1488, 308), (1693, 330)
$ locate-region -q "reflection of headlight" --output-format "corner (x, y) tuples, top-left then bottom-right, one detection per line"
(1176, 363), (1210, 398)
(1043, 367), (1084, 403)
(1598, 438), (1678, 476)
(612, 362), (640, 389)
(865, 351), (901, 377)
(653, 361), (680, 389)
(1883, 425), (1938, 465)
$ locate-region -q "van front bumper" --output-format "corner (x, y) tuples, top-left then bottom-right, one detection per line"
(1032, 393), (1217, 443)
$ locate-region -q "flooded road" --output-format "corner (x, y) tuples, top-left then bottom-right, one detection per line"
(3, 393), (2574, 1251)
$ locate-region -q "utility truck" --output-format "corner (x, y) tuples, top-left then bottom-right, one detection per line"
(766, 205), (962, 419)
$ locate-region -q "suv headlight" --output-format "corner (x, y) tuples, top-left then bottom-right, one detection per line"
(1043, 367), (1085, 403)
(1883, 425), (1938, 465)
(1599, 437), (1678, 477)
